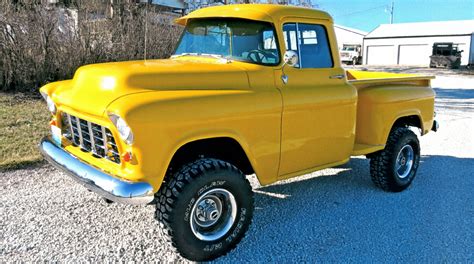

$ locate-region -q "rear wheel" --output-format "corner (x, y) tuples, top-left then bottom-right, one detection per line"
(369, 127), (420, 192)
(155, 158), (254, 261)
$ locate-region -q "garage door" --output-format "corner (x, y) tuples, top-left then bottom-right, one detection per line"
(366, 45), (396, 65)
(398, 44), (430, 65)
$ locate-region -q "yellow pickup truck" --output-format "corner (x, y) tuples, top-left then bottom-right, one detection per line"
(39, 4), (438, 261)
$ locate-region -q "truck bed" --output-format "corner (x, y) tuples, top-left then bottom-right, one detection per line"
(346, 70), (436, 156)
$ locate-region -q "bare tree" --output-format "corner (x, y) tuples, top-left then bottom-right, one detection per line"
(0, 0), (182, 92)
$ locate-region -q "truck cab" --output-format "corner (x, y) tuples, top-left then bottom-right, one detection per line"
(39, 4), (437, 261)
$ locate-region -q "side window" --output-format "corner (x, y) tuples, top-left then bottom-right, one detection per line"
(298, 24), (332, 68)
(283, 23), (333, 69)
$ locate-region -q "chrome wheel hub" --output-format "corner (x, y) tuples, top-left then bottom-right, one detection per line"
(395, 145), (414, 179)
(190, 188), (237, 241)
(195, 196), (222, 227)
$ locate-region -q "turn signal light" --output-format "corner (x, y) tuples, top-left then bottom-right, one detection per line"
(122, 151), (133, 163)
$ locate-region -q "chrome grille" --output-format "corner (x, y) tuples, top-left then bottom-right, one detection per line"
(61, 112), (121, 164)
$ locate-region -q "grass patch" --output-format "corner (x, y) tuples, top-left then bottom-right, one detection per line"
(0, 93), (50, 170)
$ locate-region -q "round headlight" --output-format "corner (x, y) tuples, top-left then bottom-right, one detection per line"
(116, 117), (132, 141)
(46, 96), (57, 114)
(109, 113), (134, 145)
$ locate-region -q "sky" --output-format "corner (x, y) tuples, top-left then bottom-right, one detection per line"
(315, 0), (474, 33)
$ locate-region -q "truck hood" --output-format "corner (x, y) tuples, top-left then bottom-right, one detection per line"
(52, 57), (250, 117)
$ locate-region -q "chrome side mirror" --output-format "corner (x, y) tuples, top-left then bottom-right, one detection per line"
(283, 50), (299, 67)
(281, 50), (299, 84)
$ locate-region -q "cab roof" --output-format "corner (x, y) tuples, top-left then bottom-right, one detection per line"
(175, 4), (333, 26)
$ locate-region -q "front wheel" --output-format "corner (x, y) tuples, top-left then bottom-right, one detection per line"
(155, 158), (254, 261)
(369, 127), (420, 192)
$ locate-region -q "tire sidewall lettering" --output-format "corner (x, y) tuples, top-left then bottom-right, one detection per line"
(203, 242), (223, 252)
(204, 207), (248, 252)
(198, 180), (226, 196)
(225, 208), (246, 244)
(183, 197), (195, 222)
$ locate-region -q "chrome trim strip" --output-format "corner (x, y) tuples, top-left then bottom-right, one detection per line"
(39, 137), (154, 205)
(108, 150), (120, 156)
(67, 114), (75, 143)
(101, 126), (109, 160)
(75, 116), (84, 149)
(329, 74), (345, 79)
(87, 121), (97, 155)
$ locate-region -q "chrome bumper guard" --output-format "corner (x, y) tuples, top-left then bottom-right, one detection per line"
(39, 137), (154, 205)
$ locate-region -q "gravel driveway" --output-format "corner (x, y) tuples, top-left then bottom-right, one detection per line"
(1, 76), (473, 262)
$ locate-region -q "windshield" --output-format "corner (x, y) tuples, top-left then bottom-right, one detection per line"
(174, 18), (280, 66)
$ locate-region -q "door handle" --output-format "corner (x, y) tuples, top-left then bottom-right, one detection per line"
(329, 74), (345, 79)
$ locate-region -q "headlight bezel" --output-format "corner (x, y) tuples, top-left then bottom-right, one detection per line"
(41, 92), (57, 114)
(108, 112), (134, 145)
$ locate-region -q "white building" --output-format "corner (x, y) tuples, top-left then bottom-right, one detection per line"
(334, 24), (367, 50)
(363, 20), (474, 66)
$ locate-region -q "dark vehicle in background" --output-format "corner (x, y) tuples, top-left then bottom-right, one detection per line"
(430, 42), (463, 69)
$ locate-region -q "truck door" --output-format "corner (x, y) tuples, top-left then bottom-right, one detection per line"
(275, 21), (357, 177)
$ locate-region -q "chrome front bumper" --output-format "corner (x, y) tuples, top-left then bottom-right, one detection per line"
(39, 137), (154, 205)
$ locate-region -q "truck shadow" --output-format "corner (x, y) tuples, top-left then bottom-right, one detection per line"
(433, 88), (474, 113)
(434, 88), (474, 100)
(218, 155), (474, 262)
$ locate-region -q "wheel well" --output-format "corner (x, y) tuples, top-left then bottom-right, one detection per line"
(392, 115), (422, 131)
(166, 137), (254, 178)
(368, 115), (423, 160)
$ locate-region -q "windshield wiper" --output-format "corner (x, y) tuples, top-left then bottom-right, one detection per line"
(171, 53), (232, 63)
(170, 53), (198, 58)
(171, 53), (225, 59)
(200, 53), (224, 59)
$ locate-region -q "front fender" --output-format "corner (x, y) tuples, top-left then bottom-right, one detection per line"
(107, 89), (282, 191)
(39, 80), (72, 98)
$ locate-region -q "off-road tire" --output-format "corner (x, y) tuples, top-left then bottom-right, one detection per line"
(370, 127), (420, 192)
(155, 158), (254, 261)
